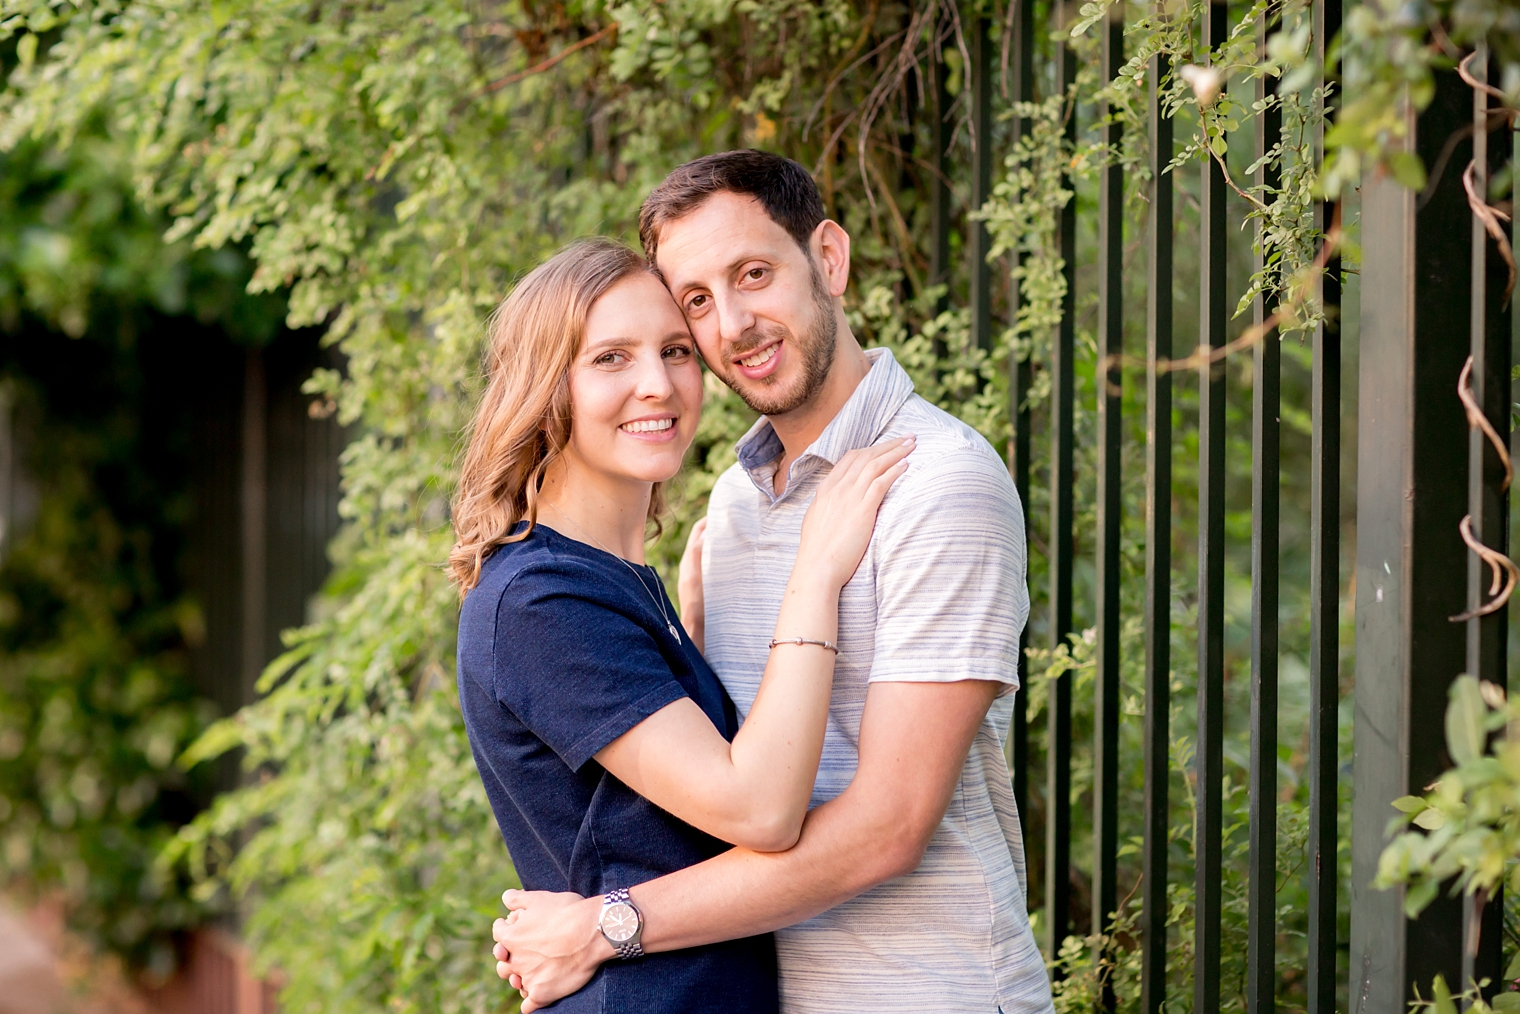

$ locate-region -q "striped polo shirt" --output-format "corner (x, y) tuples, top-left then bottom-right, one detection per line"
(701, 347), (1054, 1013)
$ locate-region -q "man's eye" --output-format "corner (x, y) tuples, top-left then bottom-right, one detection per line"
(747, 268), (765, 280)
(688, 294), (708, 310)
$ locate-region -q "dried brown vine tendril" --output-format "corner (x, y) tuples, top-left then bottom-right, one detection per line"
(1450, 354), (1519, 621)
(1455, 52), (1519, 307)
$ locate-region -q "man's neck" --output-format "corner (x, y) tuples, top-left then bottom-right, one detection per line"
(537, 460), (652, 564)
(767, 329), (871, 497)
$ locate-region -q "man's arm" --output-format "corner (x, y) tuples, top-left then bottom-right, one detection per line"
(495, 678), (999, 1011)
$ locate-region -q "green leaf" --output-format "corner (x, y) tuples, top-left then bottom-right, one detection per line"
(1405, 879), (1440, 917)
(1447, 675), (1487, 765)
(1491, 995), (1520, 1013)
(1387, 151), (1428, 192)
(1506, 947), (1520, 981)
(1433, 974), (1458, 1014)
(1392, 795), (1428, 813)
(1412, 808), (1446, 830)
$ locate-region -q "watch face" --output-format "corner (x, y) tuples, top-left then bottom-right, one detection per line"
(601, 902), (639, 943)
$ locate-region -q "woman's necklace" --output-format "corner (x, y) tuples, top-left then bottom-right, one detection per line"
(541, 502), (682, 643)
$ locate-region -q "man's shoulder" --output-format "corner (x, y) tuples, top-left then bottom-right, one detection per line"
(880, 396), (1016, 500)
(886, 396), (1005, 468)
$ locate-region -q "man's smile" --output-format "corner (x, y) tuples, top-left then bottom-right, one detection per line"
(733, 338), (783, 381)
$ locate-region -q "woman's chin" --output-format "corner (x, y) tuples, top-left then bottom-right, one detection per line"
(618, 456), (687, 486)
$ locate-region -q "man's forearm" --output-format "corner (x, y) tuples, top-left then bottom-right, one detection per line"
(632, 780), (917, 952)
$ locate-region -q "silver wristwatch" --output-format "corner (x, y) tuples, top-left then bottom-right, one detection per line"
(598, 887), (644, 959)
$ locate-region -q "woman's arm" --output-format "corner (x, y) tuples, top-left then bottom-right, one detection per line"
(592, 437), (912, 853)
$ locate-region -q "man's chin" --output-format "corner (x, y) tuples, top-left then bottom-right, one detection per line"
(729, 378), (809, 417)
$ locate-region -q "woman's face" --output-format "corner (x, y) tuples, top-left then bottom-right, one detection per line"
(562, 271), (702, 489)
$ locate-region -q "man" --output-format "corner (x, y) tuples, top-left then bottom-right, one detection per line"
(494, 150), (1053, 1014)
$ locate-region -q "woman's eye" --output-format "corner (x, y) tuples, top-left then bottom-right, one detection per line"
(662, 344), (693, 359)
(594, 351), (626, 366)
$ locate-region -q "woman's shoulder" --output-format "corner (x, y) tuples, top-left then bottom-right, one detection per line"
(461, 526), (618, 629)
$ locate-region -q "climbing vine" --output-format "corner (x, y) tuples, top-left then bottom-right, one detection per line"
(1, 0), (1514, 1008)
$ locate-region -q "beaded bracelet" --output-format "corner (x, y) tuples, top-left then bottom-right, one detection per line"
(769, 636), (840, 654)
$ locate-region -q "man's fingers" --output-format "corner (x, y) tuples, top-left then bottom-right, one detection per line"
(493, 941), (508, 961)
(496, 960), (511, 981)
(502, 889), (528, 911)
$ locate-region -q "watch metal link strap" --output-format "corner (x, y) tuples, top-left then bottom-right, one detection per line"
(600, 886), (644, 960)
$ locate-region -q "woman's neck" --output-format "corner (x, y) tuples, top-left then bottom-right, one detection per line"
(537, 460), (652, 564)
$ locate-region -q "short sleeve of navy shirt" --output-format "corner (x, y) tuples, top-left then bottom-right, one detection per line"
(456, 524), (778, 1014)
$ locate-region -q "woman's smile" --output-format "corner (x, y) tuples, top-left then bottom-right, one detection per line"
(619, 415), (679, 441)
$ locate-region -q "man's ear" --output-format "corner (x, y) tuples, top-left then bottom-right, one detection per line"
(811, 219), (851, 299)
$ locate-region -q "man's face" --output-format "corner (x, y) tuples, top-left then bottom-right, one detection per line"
(653, 193), (837, 417)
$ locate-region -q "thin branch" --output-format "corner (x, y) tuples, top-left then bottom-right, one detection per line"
(1100, 209), (1342, 378)
(480, 23), (617, 94)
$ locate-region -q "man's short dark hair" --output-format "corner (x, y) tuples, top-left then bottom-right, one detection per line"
(638, 150), (826, 263)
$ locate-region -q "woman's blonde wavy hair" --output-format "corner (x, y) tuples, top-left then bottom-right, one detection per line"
(449, 238), (658, 596)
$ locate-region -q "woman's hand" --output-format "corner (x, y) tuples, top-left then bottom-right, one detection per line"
(677, 517), (707, 653)
(492, 889), (609, 1013)
(795, 436), (914, 591)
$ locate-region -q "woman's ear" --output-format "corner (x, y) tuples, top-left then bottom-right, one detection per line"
(812, 220), (851, 299)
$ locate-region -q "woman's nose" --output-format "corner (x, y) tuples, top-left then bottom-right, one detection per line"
(633, 356), (675, 400)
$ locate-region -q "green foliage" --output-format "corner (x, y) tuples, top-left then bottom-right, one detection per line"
(0, 0), (1378, 1010)
(0, 115), (283, 972)
(0, 369), (212, 975)
(1377, 676), (1520, 921)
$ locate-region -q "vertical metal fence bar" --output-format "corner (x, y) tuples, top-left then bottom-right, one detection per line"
(930, 38), (953, 316)
(1092, 11), (1124, 998)
(1007, 0), (1036, 829)
(970, 11), (995, 353)
(1247, 13), (1282, 1007)
(1194, 1), (1228, 1008)
(1351, 64), (1473, 1007)
(1045, 34), (1078, 962)
(1306, 0), (1341, 1007)
(1462, 45), (1512, 995)
(1140, 50), (1174, 1014)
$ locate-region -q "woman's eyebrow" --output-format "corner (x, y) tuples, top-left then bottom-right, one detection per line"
(582, 335), (630, 354)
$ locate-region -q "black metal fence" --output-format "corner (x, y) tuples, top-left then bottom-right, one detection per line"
(936, 0), (1514, 1008)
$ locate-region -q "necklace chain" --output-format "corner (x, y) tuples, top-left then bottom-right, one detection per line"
(541, 503), (681, 643)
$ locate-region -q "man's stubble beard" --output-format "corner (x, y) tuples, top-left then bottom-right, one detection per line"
(720, 264), (838, 418)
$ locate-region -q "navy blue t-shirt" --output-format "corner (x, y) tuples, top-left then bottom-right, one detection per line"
(457, 523), (778, 1014)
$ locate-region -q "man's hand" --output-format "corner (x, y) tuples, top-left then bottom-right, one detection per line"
(677, 518), (706, 653)
(491, 889), (611, 1013)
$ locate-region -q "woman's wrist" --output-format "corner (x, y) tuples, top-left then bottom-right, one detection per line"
(579, 896), (618, 966)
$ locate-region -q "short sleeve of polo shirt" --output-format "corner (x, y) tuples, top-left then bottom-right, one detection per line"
(867, 452), (1029, 690)
(491, 566), (690, 771)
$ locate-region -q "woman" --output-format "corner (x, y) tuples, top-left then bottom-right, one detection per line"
(450, 238), (912, 1014)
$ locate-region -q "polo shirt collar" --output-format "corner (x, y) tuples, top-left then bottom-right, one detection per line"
(734, 346), (914, 498)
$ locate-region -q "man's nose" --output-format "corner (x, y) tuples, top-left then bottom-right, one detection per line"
(714, 293), (755, 347)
